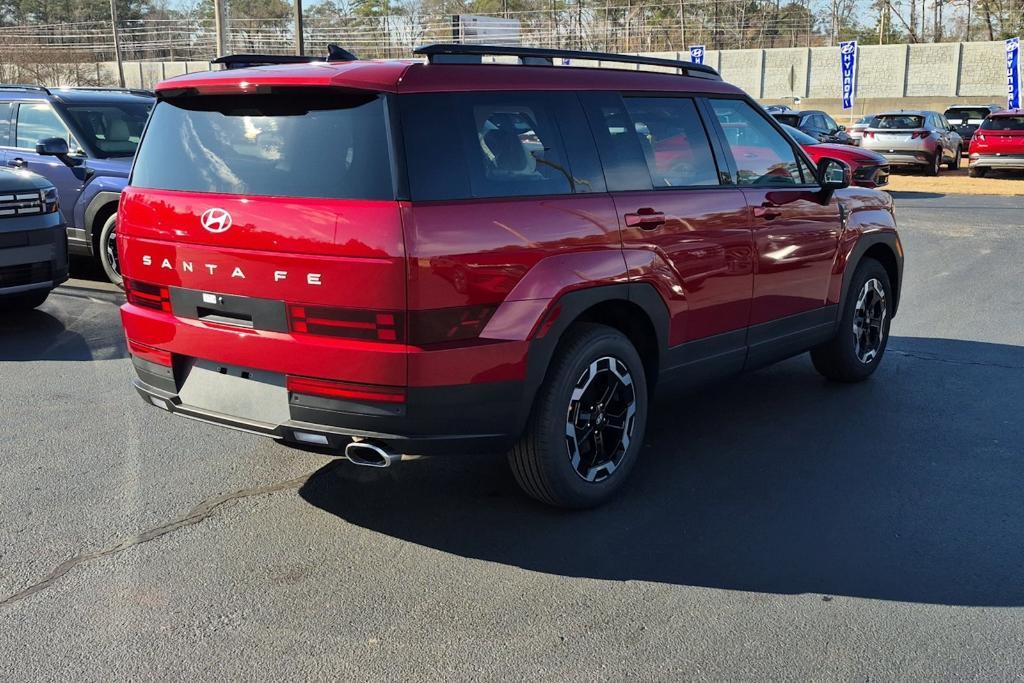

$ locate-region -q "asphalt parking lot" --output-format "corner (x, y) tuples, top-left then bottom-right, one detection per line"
(1, 193), (1023, 680)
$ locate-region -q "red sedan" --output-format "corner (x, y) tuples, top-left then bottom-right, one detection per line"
(782, 123), (890, 188)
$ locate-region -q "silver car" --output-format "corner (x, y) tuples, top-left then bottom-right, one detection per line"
(860, 110), (964, 175)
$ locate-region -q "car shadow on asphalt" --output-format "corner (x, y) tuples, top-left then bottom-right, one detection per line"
(300, 336), (1024, 607)
(0, 298), (126, 362)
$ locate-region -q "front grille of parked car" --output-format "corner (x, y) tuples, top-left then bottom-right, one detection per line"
(0, 261), (52, 288)
(0, 190), (44, 218)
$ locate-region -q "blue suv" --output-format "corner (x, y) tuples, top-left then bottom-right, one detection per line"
(0, 86), (153, 284)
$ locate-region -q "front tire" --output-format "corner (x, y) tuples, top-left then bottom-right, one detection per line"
(811, 259), (892, 383)
(508, 324), (648, 508)
(98, 213), (122, 287)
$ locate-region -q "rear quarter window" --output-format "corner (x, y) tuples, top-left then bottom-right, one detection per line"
(131, 90), (393, 200)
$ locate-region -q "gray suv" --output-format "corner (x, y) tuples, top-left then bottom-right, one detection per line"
(0, 167), (66, 310)
(860, 110), (963, 175)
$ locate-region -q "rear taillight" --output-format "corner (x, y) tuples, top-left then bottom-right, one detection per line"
(288, 304), (497, 346)
(125, 279), (171, 312)
(289, 305), (404, 342)
(910, 130), (930, 139)
(975, 134), (986, 142)
(863, 131), (874, 139)
(127, 339), (172, 366)
(286, 376), (405, 403)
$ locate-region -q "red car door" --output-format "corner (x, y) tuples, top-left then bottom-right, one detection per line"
(707, 98), (841, 329)
(581, 93), (754, 367)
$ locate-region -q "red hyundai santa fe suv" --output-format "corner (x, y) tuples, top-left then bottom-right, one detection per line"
(119, 44), (903, 508)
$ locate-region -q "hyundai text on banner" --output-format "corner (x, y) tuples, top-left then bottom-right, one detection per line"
(689, 45), (705, 65)
(840, 40), (857, 110)
(1008, 38), (1021, 110)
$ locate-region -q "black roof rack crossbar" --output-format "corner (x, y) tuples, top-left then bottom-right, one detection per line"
(54, 86), (153, 96)
(413, 44), (721, 79)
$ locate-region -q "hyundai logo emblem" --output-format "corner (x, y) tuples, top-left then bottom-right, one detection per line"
(200, 207), (232, 233)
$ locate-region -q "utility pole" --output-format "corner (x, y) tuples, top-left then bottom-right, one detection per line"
(294, 0), (304, 56)
(109, 0), (125, 87)
(213, 0), (229, 58)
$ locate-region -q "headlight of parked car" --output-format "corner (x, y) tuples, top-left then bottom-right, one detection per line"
(42, 186), (59, 213)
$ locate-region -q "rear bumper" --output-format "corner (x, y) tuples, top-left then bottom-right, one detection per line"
(874, 151), (932, 166)
(968, 154), (1024, 170)
(130, 352), (526, 457)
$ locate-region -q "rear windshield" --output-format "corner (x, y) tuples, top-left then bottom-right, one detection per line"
(131, 90), (393, 200)
(773, 114), (800, 127)
(872, 115), (924, 129)
(943, 108), (991, 122)
(980, 116), (1024, 130)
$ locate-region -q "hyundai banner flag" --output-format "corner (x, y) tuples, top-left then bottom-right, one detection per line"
(840, 40), (857, 110)
(1008, 38), (1021, 110)
(689, 45), (705, 65)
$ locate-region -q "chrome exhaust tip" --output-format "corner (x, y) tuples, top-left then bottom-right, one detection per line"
(344, 440), (400, 468)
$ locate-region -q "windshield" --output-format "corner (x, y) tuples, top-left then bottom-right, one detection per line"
(782, 123), (819, 146)
(60, 100), (153, 158)
(773, 114), (800, 127)
(944, 108), (991, 123)
(872, 115), (924, 129)
(979, 116), (1024, 131)
(856, 116), (872, 124)
(131, 90), (393, 200)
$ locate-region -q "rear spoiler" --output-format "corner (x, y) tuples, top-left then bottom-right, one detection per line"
(211, 45), (359, 70)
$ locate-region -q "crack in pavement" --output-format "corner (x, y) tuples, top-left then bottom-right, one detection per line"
(0, 471), (314, 609)
(888, 348), (1024, 370)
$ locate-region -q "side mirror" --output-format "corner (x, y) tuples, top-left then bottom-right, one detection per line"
(35, 137), (82, 167)
(817, 157), (851, 191)
(838, 124), (846, 131)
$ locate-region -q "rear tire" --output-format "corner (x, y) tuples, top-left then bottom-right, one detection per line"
(0, 289), (50, 311)
(811, 259), (892, 383)
(969, 166), (988, 178)
(98, 213), (123, 287)
(508, 323), (648, 508)
(925, 148), (942, 176)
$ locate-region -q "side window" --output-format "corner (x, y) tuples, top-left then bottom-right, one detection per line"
(0, 102), (12, 146)
(400, 92), (587, 201)
(621, 97), (720, 188)
(578, 91), (653, 192)
(709, 99), (804, 186)
(16, 103), (74, 149)
(822, 114), (839, 133)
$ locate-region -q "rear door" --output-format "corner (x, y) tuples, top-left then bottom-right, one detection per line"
(705, 98), (840, 332)
(582, 92), (753, 357)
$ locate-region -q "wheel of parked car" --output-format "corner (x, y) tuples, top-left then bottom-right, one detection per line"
(968, 166), (988, 178)
(947, 146), (961, 170)
(99, 213), (123, 287)
(0, 290), (50, 311)
(508, 323), (648, 508)
(811, 259), (892, 382)
(925, 148), (942, 176)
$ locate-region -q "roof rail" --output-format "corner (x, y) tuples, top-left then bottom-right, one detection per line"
(54, 86), (153, 96)
(413, 44), (721, 79)
(0, 84), (51, 94)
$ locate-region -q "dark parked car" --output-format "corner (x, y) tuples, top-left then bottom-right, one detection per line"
(0, 167), (65, 310)
(771, 109), (855, 145)
(119, 44), (903, 508)
(943, 104), (1002, 145)
(0, 85), (154, 284)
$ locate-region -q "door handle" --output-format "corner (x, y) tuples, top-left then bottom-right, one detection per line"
(624, 209), (666, 230)
(753, 205), (782, 220)
(8, 158), (26, 168)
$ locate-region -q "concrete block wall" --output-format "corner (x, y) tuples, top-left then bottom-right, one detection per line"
(959, 41), (1006, 98)
(762, 47), (809, 100)
(904, 42), (959, 97)
(718, 48), (764, 96)
(855, 44), (907, 98)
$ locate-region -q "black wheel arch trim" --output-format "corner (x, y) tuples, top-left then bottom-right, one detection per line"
(84, 191), (121, 253)
(517, 282), (670, 436)
(837, 233), (903, 325)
